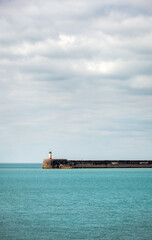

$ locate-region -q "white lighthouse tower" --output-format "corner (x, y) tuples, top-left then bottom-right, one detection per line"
(49, 151), (52, 160)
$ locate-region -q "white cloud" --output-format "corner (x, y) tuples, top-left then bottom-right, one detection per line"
(129, 76), (152, 89)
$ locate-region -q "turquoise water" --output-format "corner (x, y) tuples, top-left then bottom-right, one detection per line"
(0, 164), (152, 240)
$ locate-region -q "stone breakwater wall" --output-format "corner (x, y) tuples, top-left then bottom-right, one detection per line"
(43, 159), (152, 169)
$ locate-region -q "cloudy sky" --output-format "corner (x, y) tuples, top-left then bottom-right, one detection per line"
(0, 0), (152, 162)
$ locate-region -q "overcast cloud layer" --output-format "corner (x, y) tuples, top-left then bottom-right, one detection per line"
(0, 0), (152, 162)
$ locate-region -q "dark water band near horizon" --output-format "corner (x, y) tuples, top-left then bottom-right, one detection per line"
(0, 164), (152, 240)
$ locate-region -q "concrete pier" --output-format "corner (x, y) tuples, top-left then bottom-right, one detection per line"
(43, 159), (152, 169)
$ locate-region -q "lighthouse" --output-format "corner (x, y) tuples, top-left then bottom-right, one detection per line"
(49, 151), (52, 160)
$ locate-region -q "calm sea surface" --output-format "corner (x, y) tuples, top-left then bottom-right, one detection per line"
(0, 164), (152, 240)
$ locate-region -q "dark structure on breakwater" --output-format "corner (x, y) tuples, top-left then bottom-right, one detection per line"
(43, 158), (152, 169)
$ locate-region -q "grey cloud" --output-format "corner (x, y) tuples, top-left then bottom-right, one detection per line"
(0, 0), (152, 162)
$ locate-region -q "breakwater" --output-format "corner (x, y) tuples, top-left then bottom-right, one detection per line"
(43, 159), (152, 169)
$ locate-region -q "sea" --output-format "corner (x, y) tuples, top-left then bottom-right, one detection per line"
(0, 164), (152, 240)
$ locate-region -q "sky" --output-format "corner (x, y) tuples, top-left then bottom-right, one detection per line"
(0, 0), (152, 162)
